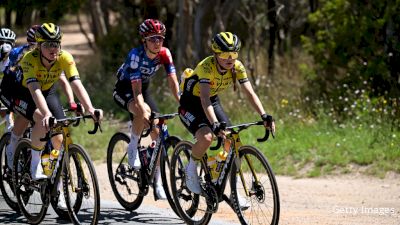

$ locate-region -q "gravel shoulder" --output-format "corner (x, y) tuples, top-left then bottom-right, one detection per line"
(95, 163), (400, 225)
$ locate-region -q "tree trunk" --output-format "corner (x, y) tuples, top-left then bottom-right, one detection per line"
(267, 0), (278, 78)
(89, 0), (108, 42)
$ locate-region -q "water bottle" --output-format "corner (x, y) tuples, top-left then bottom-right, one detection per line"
(49, 149), (59, 173)
(147, 140), (157, 161)
(207, 155), (218, 183)
(215, 150), (228, 174)
(41, 153), (52, 176)
(139, 146), (148, 167)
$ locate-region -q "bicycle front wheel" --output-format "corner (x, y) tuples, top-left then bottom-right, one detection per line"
(107, 132), (143, 210)
(159, 135), (181, 216)
(230, 145), (280, 225)
(64, 144), (100, 225)
(170, 141), (212, 225)
(13, 138), (48, 224)
(0, 132), (20, 211)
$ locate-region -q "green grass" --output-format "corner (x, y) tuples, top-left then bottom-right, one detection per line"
(1, 112), (397, 178)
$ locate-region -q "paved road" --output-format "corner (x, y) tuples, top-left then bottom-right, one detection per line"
(0, 194), (239, 225)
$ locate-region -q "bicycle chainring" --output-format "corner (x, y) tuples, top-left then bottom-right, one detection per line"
(203, 184), (218, 213)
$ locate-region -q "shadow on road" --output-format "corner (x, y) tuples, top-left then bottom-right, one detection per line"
(99, 206), (184, 225)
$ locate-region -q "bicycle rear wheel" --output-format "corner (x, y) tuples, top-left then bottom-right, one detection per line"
(230, 145), (280, 225)
(0, 132), (20, 211)
(107, 132), (144, 210)
(170, 141), (212, 225)
(159, 135), (181, 216)
(13, 138), (48, 224)
(64, 144), (100, 225)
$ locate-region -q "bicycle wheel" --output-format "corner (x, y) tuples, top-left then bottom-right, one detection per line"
(170, 141), (212, 225)
(0, 132), (20, 211)
(51, 156), (81, 219)
(160, 135), (181, 216)
(64, 144), (100, 225)
(230, 145), (280, 225)
(13, 138), (48, 224)
(107, 132), (144, 210)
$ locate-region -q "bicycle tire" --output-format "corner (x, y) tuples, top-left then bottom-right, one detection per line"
(159, 135), (181, 216)
(13, 138), (48, 224)
(107, 132), (144, 210)
(51, 152), (82, 220)
(230, 145), (280, 225)
(64, 144), (100, 225)
(170, 141), (212, 225)
(0, 132), (20, 211)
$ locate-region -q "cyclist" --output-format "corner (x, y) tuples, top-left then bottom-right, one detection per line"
(113, 19), (180, 200)
(178, 32), (275, 195)
(3, 25), (77, 173)
(0, 23), (103, 184)
(0, 28), (16, 132)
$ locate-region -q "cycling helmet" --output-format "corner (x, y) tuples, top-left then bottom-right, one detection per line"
(211, 32), (241, 53)
(27, 25), (40, 44)
(35, 23), (62, 43)
(0, 28), (16, 46)
(139, 19), (166, 38)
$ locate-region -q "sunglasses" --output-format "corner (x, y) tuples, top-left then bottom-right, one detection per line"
(145, 36), (165, 43)
(218, 52), (238, 60)
(41, 41), (61, 49)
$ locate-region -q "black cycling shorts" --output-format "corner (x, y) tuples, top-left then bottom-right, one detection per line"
(0, 71), (66, 121)
(178, 93), (231, 135)
(113, 79), (160, 120)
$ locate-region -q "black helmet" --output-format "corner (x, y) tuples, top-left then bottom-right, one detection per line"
(35, 23), (62, 43)
(211, 32), (241, 53)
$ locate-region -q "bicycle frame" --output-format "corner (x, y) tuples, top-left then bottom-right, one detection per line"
(199, 121), (271, 207)
(138, 113), (177, 186)
(41, 114), (100, 197)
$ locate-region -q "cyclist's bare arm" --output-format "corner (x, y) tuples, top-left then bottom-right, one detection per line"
(241, 81), (275, 132)
(199, 83), (218, 124)
(167, 73), (180, 102)
(27, 82), (53, 127)
(69, 79), (103, 120)
(59, 73), (75, 106)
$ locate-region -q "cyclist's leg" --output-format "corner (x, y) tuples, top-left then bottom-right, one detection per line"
(46, 86), (67, 208)
(9, 86), (48, 180)
(113, 83), (148, 169)
(178, 96), (213, 194)
(6, 115), (29, 169)
(142, 88), (166, 198)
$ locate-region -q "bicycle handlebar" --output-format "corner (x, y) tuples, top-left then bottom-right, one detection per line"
(209, 120), (274, 151)
(141, 112), (179, 137)
(40, 110), (102, 142)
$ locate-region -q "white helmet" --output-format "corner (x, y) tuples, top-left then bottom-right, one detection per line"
(0, 28), (16, 46)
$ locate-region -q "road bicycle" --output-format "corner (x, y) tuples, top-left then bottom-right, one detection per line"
(0, 107), (77, 214)
(12, 111), (102, 225)
(107, 112), (181, 214)
(170, 121), (280, 225)
(0, 108), (37, 212)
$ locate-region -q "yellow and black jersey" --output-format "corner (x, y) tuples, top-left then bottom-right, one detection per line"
(181, 56), (248, 97)
(20, 49), (80, 91)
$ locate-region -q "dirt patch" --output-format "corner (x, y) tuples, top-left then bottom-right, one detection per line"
(94, 162), (400, 225)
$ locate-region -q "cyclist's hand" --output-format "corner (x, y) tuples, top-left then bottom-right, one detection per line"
(89, 108), (103, 122)
(262, 114), (275, 133)
(42, 115), (55, 131)
(212, 122), (226, 138)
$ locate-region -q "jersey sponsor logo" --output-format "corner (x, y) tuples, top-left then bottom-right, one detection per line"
(14, 99), (28, 115)
(130, 55), (140, 69)
(113, 92), (126, 106)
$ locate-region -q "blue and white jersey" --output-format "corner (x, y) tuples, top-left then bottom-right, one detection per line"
(117, 45), (176, 84)
(8, 43), (31, 68)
